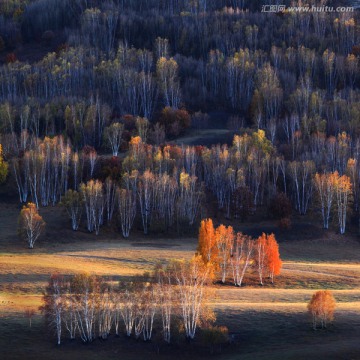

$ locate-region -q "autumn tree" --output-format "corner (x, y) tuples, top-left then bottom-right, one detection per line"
(216, 225), (235, 284)
(118, 280), (141, 337)
(266, 234), (282, 284)
(230, 232), (254, 287)
(137, 170), (155, 235)
(135, 117), (150, 144)
(62, 280), (77, 341)
(117, 188), (136, 238)
(197, 218), (217, 265)
(155, 263), (174, 343)
(61, 190), (83, 231)
(226, 48), (255, 112)
(72, 152), (80, 190)
(10, 136), (73, 207)
(104, 122), (124, 157)
(334, 174), (352, 235)
(288, 160), (315, 215)
(97, 284), (113, 340)
(18, 202), (45, 249)
(202, 144), (231, 210)
(156, 57), (181, 109)
(11, 156), (30, 203)
(139, 282), (157, 341)
(256, 233), (282, 285)
(177, 171), (202, 226)
(42, 274), (65, 345)
(126, 136), (144, 170)
(88, 149), (98, 179)
(104, 177), (117, 223)
(256, 233), (267, 286)
(346, 159), (359, 212)
(308, 290), (336, 330)
(171, 256), (213, 340)
(314, 172), (337, 229)
(126, 276), (158, 341)
(153, 173), (178, 230)
(80, 180), (104, 235)
(70, 273), (100, 343)
(112, 289), (122, 337)
(322, 49), (336, 94)
(81, 8), (102, 51)
(254, 63), (283, 127)
(248, 130), (274, 207)
(158, 107), (191, 138)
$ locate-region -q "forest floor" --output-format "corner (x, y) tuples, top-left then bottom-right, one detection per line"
(1, 201), (360, 359)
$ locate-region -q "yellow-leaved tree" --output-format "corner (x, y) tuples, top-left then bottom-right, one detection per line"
(18, 203), (46, 249)
(308, 290), (336, 330)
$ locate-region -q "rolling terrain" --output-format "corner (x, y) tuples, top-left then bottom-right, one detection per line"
(0, 201), (360, 359)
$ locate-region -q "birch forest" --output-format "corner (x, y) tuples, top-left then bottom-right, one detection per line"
(1, 0), (360, 359)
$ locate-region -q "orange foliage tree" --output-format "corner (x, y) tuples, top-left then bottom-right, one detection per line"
(197, 221), (282, 286)
(18, 202), (46, 249)
(266, 234), (282, 284)
(308, 290), (336, 330)
(256, 233), (282, 285)
(129, 136), (143, 160)
(197, 220), (235, 283)
(197, 218), (217, 264)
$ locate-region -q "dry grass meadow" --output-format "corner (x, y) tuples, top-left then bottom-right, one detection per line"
(1, 201), (360, 359)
